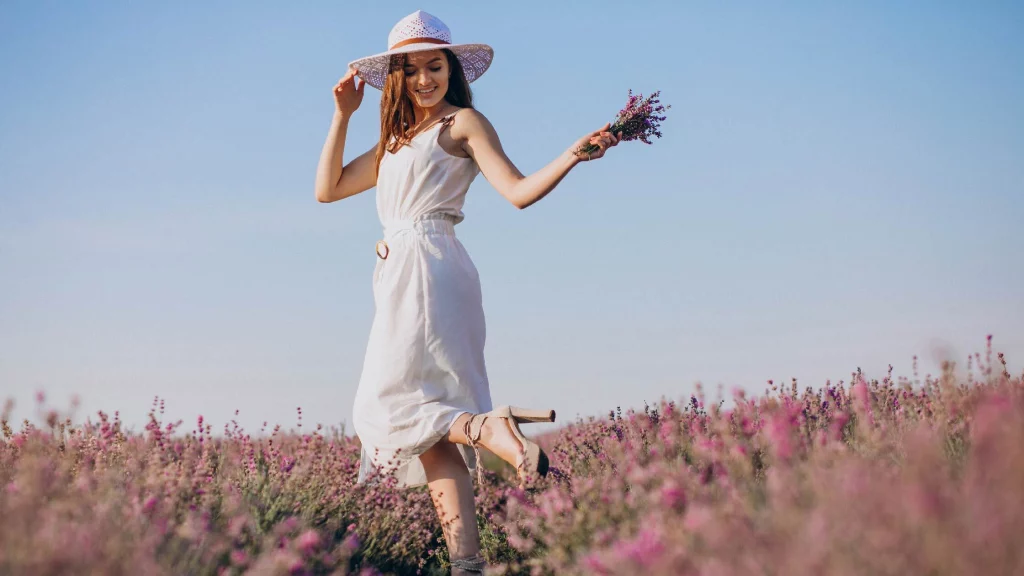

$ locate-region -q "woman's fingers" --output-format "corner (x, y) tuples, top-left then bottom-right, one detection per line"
(575, 122), (621, 162)
(591, 134), (611, 149)
(589, 123), (610, 139)
(337, 67), (359, 88)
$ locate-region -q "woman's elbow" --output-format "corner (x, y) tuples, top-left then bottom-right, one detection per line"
(315, 188), (337, 203)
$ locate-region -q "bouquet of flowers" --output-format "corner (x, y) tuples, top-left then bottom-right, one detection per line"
(575, 89), (671, 156)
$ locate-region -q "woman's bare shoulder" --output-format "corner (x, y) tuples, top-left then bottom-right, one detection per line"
(450, 107), (495, 139)
(452, 107), (486, 122)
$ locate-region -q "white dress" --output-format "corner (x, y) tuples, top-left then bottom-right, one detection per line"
(352, 109), (493, 488)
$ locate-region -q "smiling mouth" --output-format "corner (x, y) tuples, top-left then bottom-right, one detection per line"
(416, 87), (437, 95)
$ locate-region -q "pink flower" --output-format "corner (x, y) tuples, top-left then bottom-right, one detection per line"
(740, 416), (758, 437)
(297, 530), (320, 555)
(767, 412), (795, 461)
(853, 379), (870, 411)
(230, 549), (249, 565)
(830, 411), (850, 442)
(659, 481), (687, 510)
(582, 555), (611, 575)
(615, 527), (665, 567)
(341, 531), (360, 553)
(683, 505), (713, 531)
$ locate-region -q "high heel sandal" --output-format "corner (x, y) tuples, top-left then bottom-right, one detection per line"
(463, 406), (556, 486)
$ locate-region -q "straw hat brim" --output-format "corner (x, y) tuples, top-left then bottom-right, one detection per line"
(347, 42), (494, 91)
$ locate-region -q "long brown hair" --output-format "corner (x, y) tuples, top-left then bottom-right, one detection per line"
(374, 48), (474, 177)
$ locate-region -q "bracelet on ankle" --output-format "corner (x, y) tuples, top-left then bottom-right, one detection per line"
(451, 553), (487, 573)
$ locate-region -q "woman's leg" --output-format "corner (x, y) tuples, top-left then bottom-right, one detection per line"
(418, 440), (481, 573)
(447, 412), (524, 467)
(418, 414), (528, 573)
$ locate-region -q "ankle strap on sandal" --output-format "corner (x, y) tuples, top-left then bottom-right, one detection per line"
(451, 553), (487, 573)
(462, 414), (486, 484)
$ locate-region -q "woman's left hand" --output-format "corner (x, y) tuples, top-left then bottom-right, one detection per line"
(569, 122), (621, 162)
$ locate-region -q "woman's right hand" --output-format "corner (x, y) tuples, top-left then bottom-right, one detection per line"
(334, 67), (365, 116)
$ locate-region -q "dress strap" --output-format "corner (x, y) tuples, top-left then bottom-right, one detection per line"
(439, 109), (461, 128)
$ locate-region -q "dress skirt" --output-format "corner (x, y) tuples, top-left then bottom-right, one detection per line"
(352, 213), (492, 487)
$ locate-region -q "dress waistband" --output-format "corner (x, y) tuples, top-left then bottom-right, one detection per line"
(381, 213), (457, 241)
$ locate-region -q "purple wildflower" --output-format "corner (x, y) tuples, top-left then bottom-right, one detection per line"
(576, 89), (671, 155)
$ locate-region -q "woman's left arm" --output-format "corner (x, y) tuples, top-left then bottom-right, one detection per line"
(456, 108), (620, 210)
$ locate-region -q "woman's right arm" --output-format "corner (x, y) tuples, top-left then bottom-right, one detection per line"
(314, 68), (375, 203)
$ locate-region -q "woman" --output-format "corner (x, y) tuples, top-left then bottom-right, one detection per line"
(314, 10), (620, 574)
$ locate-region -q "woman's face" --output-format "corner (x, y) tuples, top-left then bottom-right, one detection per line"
(403, 50), (449, 109)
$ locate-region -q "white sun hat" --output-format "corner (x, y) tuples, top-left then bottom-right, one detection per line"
(347, 10), (494, 91)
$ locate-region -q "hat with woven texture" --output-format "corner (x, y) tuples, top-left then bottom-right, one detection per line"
(347, 10), (494, 91)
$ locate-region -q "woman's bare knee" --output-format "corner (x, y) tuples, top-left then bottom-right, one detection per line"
(419, 441), (468, 480)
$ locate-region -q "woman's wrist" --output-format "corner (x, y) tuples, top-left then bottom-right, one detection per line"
(563, 147), (582, 168)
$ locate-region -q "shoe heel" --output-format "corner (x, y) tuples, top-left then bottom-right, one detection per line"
(537, 448), (550, 476)
(508, 407), (556, 423)
(521, 440), (550, 479)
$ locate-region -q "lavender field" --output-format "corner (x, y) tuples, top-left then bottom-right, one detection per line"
(2, 338), (1023, 575)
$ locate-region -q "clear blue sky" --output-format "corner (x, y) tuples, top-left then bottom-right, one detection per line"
(2, 1), (1022, 436)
